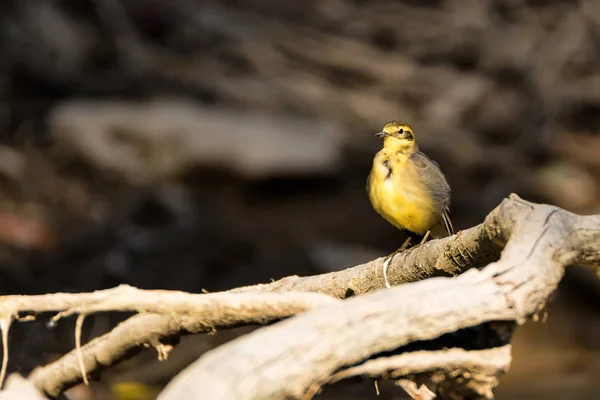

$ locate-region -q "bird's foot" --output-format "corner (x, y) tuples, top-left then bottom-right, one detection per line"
(382, 231), (432, 288)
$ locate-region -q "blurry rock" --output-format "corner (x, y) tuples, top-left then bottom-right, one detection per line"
(49, 100), (342, 184)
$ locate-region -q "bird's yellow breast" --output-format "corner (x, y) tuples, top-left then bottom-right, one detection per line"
(368, 150), (438, 235)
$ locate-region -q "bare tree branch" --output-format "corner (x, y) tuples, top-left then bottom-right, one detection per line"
(156, 195), (600, 399)
(329, 346), (512, 399)
(28, 292), (337, 397)
(27, 196), (505, 396)
(229, 205), (505, 296)
(21, 195), (600, 398)
(0, 286), (337, 321)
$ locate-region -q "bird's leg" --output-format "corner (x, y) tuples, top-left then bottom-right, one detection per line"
(387, 237), (413, 264)
(419, 230), (431, 245)
(382, 237), (413, 288)
(399, 236), (414, 251)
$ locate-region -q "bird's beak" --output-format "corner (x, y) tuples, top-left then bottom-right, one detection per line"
(375, 131), (386, 138)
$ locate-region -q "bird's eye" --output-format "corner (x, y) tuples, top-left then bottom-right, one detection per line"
(398, 128), (404, 134)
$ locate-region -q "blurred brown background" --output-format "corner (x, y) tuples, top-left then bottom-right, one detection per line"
(0, 0), (599, 399)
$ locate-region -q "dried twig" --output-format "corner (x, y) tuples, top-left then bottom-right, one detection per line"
(0, 317), (11, 389)
(0, 286), (337, 326)
(74, 314), (88, 386)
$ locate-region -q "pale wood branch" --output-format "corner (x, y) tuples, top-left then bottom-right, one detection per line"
(15, 195), (600, 399)
(27, 197), (503, 397)
(0, 286), (337, 322)
(330, 346), (512, 399)
(156, 195), (600, 399)
(27, 292), (337, 397)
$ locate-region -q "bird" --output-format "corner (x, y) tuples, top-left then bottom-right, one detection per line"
(367, 121), (453, 287)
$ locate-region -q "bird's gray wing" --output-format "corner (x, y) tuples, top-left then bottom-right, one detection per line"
(410, 152), (454, 235)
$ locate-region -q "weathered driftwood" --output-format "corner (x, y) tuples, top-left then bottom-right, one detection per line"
(157, 195), (600, 399)
(27, 193), (501, 397)
(14, 195), (600, 399)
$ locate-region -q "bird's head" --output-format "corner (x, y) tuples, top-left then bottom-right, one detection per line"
(375, 121), (417, 152)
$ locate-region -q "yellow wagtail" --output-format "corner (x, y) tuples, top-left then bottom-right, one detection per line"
(367, 121), (453, 287)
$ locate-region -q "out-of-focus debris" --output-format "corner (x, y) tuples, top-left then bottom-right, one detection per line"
(0, 147), (25, 182)
(49, 100), (342, 184)
(550, 133), (600, 169)
(396, 380), (436, 400)
(0, 374), (46, 400)
(536, 161), (598, 210)
(63, 383), (92, 400)
(4, 2), (92, 82)
(0, 212), (55, 251)
(111, 381), (154, 400)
